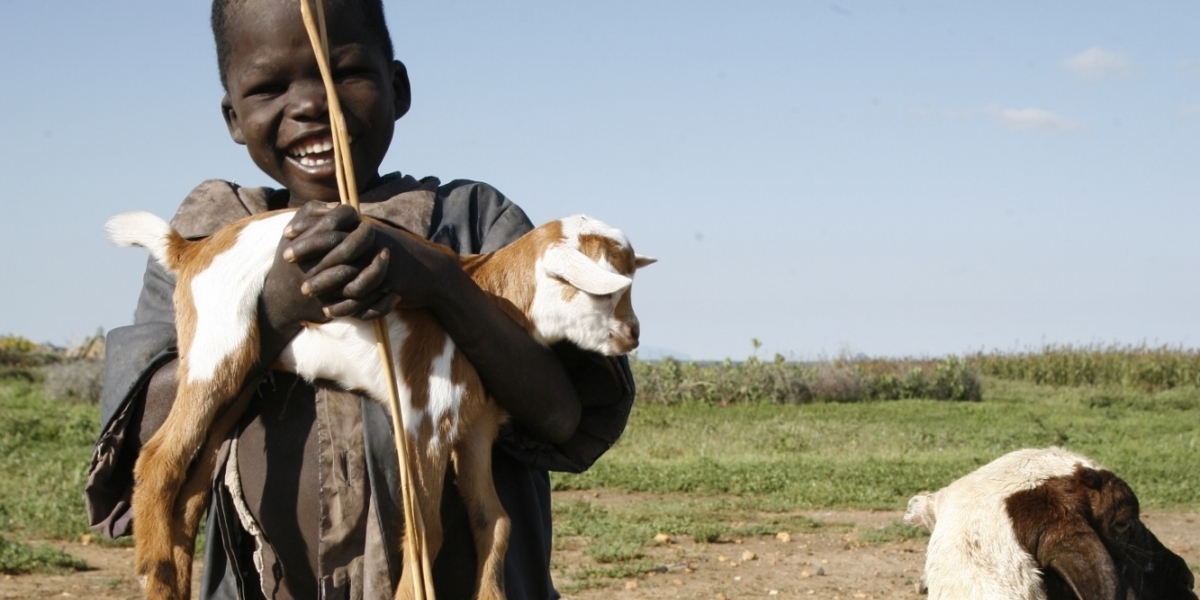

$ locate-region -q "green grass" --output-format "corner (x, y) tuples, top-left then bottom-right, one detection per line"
(557, 378), (1200, 508)
(553, 376), (1200, 585)
(3, 350), (1199, 584)
(0, 378), (99, 540)
(0, 535), (88, 575)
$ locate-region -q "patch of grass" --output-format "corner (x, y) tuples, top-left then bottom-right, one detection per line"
(552, 494), (841, 587)
(0, 379), (100, 539)
(856, 520), (929, 544)
(557, 382), (1200, 508)
(552, 377), (1200, 585)
(0, 534), (88, 575)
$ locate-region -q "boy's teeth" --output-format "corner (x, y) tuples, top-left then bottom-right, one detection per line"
(299, 155), (333, 167)
(291, 139), (335, 157)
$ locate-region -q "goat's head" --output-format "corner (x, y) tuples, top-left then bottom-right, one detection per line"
(529, 215), (655, 356)
(1006, 464), (1197, 600)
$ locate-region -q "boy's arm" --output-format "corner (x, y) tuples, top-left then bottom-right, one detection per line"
(280, 203), (584, 443)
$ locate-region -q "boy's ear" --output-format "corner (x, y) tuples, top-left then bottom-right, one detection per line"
(391, 60), (411, 120)
(221, 93), (247, 145)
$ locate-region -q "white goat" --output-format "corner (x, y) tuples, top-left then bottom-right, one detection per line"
(106, 209), (654, 600)
(905, 447), (1196, 600)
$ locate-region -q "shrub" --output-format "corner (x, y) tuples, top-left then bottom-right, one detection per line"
(630, 355), (982, 405)
(42, 359), (105, 404)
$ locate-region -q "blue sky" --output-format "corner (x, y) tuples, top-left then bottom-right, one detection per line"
(2, 2), (1198, 360)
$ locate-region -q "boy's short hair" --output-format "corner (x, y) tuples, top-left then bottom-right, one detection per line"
(211, 0), (396, 89)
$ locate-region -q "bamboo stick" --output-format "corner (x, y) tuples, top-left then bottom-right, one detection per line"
(298, 2), (434, 598)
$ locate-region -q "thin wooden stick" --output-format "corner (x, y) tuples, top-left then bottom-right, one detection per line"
(298, 2), (433, 598)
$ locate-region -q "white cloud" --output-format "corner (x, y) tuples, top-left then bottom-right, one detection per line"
(1063, 47), (1139, 80)
(985, 106), (1085, 133)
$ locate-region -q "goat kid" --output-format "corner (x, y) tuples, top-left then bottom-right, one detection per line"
(904, 447), (1196, 600)
(106, 209), (654, 600)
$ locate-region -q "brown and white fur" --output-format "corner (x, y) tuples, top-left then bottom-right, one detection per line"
(904, 447), (1196, 600)
(106, 209), (654, 600)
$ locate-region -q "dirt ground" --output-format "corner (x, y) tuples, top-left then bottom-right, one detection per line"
(2, 494), (1196, 600)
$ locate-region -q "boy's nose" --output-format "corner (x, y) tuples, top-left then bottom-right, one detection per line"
(287, 80), (329, 120)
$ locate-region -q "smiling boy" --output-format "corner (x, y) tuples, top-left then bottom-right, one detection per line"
(85, 1), (635, 599)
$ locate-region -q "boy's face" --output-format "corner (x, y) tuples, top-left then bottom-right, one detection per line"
(220, 0), (410, 203)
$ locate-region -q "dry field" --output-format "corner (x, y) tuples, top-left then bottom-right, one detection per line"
(2, 493), (1196, 600)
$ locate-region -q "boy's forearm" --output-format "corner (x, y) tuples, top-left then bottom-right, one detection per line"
(431, 268), (583, 444)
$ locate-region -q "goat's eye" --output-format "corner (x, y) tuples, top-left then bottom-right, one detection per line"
(589, 292), (614, 301)
(1112, 520), (1132, 535)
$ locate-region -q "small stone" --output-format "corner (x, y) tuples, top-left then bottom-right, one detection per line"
(717, 594), (729, 600)
(817, 566), (826, 576)
(624, 580), (638, 590)
(776, 531), (792, 543)
(718, 555), (728, 562)
(769, 590), (780, 596)
(672, 579), (683, 586)
(734, 576), (742, 582)
(653, 533), (671, 544)
(741, 550), (757, 561)
(800, 571), (811, 578)
(79, 534), (93, 546)
(854, 594), (867, 599)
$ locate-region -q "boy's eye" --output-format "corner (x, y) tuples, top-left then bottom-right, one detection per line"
(333, 65), (377, 83)
(245, 81), (287, 98)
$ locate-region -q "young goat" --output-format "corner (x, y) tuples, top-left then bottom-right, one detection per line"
(106, 209), (654, 600)
(904, 447), (1196, 600)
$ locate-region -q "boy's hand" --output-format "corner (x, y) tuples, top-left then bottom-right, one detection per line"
(276, 201), (400, 321)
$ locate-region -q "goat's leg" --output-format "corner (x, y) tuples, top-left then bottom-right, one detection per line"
(452, 406), (509, 600)
(166, 384), (260, 597)
(393, 426), (451, 600)
(133, 351), (255, 600)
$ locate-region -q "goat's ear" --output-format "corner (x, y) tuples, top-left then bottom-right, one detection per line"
(635, 254), (657, 269)
(1039, 527), (1121, 600)
(543, 245), (633, 295)
(903, 493), (935, 530)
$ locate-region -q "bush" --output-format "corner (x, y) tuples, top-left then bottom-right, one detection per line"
(42, 359), (105, 404)
(630, 355), (982, 405)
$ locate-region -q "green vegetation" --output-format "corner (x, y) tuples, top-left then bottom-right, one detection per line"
(556, 346), (1200, 586)
(0, 535), (88, 575)
(632, 354), (982, 404)
(2, 342), (1198, 581)
(969, 343), (1200, 391)
(0, 379), (99, 541)
(557, 379), (1200, 507)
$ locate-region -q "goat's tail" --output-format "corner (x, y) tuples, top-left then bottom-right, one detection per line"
(105, 211), (183, 271)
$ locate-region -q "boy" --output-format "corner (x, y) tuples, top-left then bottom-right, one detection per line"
(85, 1), (635, 598)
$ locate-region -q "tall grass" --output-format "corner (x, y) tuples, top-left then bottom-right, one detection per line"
(631, 354), (982, 404)
(968, 343), (1200, 391)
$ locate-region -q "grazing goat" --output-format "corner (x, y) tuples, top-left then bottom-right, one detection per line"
(106, 209), (654, 600)
(904, 447), (1196, 600)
